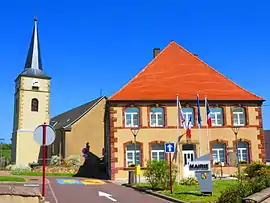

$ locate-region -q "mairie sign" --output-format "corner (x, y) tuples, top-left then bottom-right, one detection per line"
(165, 142), (175, 153)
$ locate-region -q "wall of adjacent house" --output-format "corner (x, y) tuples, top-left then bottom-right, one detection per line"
(109, 104), (264, 180)
(65, 98), (106, 158)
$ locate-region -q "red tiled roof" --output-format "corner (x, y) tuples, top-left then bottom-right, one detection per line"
(110, 41), (263, 101)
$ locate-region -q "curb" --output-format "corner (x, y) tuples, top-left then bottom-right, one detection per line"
(122, 184), (187, 203)
(0, 181), (27, 184)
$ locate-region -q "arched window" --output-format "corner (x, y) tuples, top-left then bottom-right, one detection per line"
(124, 107), (139, 127)
(126, 143), (142, 166)
(232, 107), (246, 126)
(212, 142), (226, 164)
(237, 141), (249, 163)
(31, 98), (39, 112)
(151, 143), (165, 161)
(150, 107), (164, 127)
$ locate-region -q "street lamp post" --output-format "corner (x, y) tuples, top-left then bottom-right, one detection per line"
(231, 127), (240, 178)
(130, 127), (140, 183)
(0, 138), (4, 170)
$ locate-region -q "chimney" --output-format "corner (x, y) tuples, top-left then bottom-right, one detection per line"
(153, 48), (161, 58)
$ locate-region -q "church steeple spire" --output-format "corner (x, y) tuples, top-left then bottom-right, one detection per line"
(20, 19), (50, 79)
(24, 18), (42, 70)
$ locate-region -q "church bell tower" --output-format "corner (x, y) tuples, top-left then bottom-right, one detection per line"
(11, 19), (51, 165)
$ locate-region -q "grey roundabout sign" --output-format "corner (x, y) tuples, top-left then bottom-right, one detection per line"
(34, 124), (56, 146)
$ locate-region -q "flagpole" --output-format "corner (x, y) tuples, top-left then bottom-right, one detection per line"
(176, 94), (180, 183)
(197, 93), (201, 157)
(205, 96), (210, 152)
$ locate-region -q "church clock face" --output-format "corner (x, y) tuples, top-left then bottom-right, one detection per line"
(32, 79), (40, 87)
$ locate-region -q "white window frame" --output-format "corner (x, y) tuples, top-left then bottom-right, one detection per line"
(126, 149), (141, 166)
(182, 112), (193, 127)
(233, 110), (245, 126)
(150, 111), (164, 127)
(151, 149), (165, 161)
(212, 148), (225, 163)
(210, 111), (222, 126)
(238, 147), (248, 162)
(125, 112), (139, 127)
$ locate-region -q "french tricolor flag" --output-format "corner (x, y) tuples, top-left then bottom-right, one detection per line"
(186, 116), (192, 139)
(205, 97), (212, 127)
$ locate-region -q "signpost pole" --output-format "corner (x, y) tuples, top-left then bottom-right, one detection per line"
(34, 123), (55, 198)
(165, 142), (174, 194)
(169, 152), (172, 194)
(42, 122), (47, 197)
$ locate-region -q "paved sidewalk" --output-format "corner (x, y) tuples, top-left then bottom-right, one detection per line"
(0, 170), (12, 176)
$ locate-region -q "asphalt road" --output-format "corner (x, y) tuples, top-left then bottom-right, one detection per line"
(44, 177), (169, 203)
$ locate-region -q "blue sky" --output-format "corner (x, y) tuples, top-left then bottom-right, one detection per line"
(0, 0), (269, 143)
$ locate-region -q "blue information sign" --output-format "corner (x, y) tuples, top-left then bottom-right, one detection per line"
(165, 142), (175, 153)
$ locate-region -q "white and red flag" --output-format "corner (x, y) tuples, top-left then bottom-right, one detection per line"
(186, 116), (192, 139)
(205, 97), (212, 127)
(177, 96), (186, 129)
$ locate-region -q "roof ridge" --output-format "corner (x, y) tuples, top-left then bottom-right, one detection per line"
(173, 41), (263, 101)
(109, 41), (175, 99)
(51, 96), (103, 120)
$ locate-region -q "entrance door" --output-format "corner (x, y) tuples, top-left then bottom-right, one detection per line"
(183, 150), (195, 166)
(182, 144), (196, 178)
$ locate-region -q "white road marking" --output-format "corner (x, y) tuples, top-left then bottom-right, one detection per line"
(98, 191), (117, 202)
(46, 178), (59, 203)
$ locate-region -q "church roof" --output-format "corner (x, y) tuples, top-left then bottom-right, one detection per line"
(110, 41), (263, 101)
(50, 96), (105, 130)
(19, 19), (50, 79)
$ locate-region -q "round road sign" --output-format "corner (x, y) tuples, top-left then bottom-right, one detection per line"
(34, 124), (56, 146)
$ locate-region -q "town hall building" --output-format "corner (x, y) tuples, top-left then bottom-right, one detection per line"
(107, 41), (265, 180)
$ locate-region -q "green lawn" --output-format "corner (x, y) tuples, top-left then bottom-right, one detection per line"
(10, 171), (75, 177)
(0, 176), (25, 182)
(134, 180), (238, 203)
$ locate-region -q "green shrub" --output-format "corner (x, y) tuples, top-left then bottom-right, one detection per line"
(143, 160), (177, 190)
(218, 182), (252, 203)
(244, 162), (266, 178)
(218, 174), (270, 203)
(50, 155), (61, 166)
(179, 177), (198, 185)
(65, 155), (82, 167)
(235, 171), (247, 182)
(248, 175), (270, 193)
(257, 169), (270, 176)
